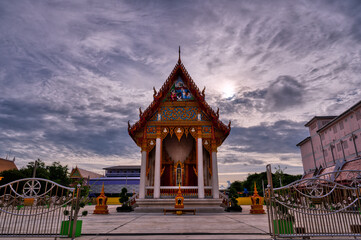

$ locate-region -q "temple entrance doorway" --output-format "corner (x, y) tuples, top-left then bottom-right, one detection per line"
(161, 135), (198, 187)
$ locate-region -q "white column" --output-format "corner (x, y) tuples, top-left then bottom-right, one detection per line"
(197, 137), (204, 199)
(211, 151), (219, 199)
(139, 150), (147, 199)
(154, 137), (161, 198)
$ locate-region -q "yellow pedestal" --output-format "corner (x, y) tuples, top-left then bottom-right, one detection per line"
(250, 182), (266, 214)
(93, 205), (109, 214)
(250, 204), (265, 214)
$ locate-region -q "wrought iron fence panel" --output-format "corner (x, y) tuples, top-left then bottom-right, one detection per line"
(0, 178), (77, 238)
(266, 165), (361, 239)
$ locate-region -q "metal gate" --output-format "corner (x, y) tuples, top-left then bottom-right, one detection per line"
(0, 178), (80, 238)
(266, 164), (361, 239)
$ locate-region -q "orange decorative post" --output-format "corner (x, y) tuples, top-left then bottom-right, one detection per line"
(250, 182), (265, 214)
(93, 183), (109, 214)
(175, 184), (184, 215)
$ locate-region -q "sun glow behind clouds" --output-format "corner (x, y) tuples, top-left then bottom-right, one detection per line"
(221, 82), (235, 99)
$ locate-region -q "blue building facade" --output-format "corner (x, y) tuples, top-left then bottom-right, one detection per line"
(89, 165), (140, 196)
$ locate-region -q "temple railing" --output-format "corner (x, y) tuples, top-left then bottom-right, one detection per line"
(204, 187), (212, 198)
(160, 186), (198, 199)
(126, 192), (139, 207)
(219, 191), (230, 208)
(145, 187), (154, 198)
(145, 186), (213, 199)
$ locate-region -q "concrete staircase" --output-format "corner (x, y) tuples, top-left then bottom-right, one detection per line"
(134, 198), (224, 213)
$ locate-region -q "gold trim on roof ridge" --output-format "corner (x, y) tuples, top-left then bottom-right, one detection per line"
(146, 121), (212, 126)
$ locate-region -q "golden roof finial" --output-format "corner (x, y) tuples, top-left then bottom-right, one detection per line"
(253, 182), (258, 195)
(178, 46), (181, 63)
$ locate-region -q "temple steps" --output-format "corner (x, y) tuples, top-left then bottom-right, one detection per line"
(134, 198), (224, 213)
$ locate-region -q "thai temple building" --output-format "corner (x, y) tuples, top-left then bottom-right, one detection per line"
(297, 100), (361, 179)
(69, 166), (103, 187)
(128, 49), (231, 211)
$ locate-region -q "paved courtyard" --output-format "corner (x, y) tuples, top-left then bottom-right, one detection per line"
(5, 205), (358, 240)
(75, 205), (271, 240)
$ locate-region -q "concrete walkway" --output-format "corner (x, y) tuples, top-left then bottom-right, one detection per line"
(76, 205), (271, 240)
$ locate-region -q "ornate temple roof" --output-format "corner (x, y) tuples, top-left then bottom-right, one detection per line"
(0, 158), (17, 172)
(70, 166), (103, 179)
(128, 53), (231, 144)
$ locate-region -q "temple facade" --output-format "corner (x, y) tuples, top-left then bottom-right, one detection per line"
(128, 51), (230, 208)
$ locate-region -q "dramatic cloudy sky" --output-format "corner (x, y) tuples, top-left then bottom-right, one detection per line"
(1, 0), (361, 187)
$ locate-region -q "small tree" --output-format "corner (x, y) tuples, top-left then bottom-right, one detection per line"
(117, 187), (132, 212)
(227, 186), (242, 212)
(119, 187), (129, 206)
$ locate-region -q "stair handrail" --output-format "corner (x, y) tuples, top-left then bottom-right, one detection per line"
(126, 192), (139, 206)
(219, 191), (229, 208)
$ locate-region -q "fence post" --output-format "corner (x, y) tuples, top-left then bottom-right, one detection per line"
(266, 164), (276, 239)
(71, 184), (81, 240)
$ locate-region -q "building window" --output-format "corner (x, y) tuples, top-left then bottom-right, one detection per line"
(339, 121), (344, 130)
(324, 149), (328, 157)
(333, 126), (337, 134)
(337, 143), (341, 152)
(321, 134), (325, 141)
(310, 123), (316, 130)
(357, 110), (361, 121)
(343, 140), (348, 149)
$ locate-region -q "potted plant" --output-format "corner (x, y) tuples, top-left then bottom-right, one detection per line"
(116, 187), (133, 212)
(226, 187), (242, 212)
(60, 185), (90, 237)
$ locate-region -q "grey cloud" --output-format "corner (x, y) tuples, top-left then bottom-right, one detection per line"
(238, 158), (265, 166)
(243, 89), (267, 99)
(0, 96), (139, 161)
(331, 1), (361, 42)
(226, 120), (309, 154)
(213, 75), (303, 116)
(0, 98), (69, 131)
(268, 29), (293, 49)
(280, 156), (291, 161)
(43, 127), (136, 156)
(220, 153), (265, 165)
(265, 76), (304, 111)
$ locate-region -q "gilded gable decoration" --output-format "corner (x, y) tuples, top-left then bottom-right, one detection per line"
(161, 127), (169, 139)
(190, 127), (197, 139)
(203, 139), (211, 152)
(175, 127), (184, 141)
(147, 139), (156, 152)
